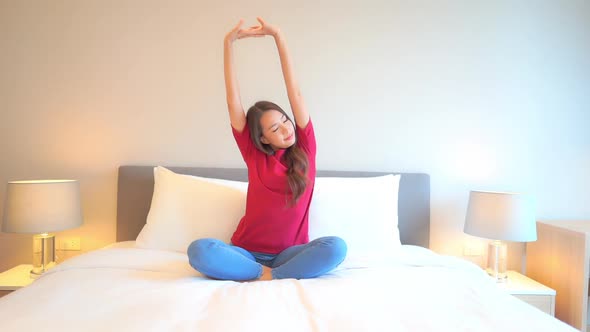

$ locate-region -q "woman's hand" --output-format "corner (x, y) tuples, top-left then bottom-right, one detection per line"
(225, 19), (246, 43)
(225, 18), (271, 43)
(239, 17), (281, 38)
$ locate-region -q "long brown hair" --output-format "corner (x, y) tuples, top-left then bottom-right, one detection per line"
(246, 101), (309, 205)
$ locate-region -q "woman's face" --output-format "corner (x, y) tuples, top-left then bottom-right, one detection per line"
(259, 109), (296, 150)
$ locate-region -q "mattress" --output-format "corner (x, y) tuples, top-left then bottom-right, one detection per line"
(0, 242), (576, 332)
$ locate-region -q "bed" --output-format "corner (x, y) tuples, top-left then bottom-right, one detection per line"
(0, 166), (577, 332)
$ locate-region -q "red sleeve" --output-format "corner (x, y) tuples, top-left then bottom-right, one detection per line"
(295, 118), (316, 159)
(232, 124), (253, 162)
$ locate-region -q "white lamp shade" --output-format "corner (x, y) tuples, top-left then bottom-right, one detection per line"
(464, 190), (537, 242)
(2, 180), (83, 234)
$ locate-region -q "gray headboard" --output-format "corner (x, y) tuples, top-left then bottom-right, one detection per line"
(116, 166), (431, 247)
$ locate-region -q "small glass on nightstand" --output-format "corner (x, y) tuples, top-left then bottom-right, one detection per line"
(496, 270), (556, 316)
(0, 264), (35, 298)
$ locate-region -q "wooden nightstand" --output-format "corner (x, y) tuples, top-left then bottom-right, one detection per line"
(526, 220), (590, 331)
(0, 264), (35, 298)
(496, 270), (556, 316)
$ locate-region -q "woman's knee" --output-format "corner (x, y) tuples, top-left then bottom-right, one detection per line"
(316, 236), (348, 260)
(187, 238), (222, 267)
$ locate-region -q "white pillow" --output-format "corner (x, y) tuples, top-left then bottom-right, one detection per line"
(180, 173), (248, 192)
(135, 166), (247, 253)
(308, 174), (401, 267)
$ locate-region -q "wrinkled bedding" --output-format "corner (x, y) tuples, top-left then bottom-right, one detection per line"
(0, 243), (576, 332)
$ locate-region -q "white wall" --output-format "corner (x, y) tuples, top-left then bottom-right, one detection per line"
(1, 0), (589, 272)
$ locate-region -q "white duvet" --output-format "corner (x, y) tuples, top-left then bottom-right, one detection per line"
(0, 243), (576, 332)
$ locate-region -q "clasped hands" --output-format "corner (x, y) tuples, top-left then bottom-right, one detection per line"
(225, 17), (280, 43)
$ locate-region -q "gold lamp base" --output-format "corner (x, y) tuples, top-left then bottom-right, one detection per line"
(31, 233), (57, 278)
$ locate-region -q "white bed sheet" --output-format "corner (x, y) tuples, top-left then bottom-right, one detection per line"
(0, 242), (576, 332)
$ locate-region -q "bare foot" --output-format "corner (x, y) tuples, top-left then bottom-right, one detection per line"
(258, 265), (273, 281)
(236, 266), (273, 283)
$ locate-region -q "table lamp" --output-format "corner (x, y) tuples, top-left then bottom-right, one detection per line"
(2, 180), (83, 278)
(463, 190), (536, 282)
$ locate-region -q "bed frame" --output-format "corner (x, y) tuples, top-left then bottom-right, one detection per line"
(116, 166), (431, 247)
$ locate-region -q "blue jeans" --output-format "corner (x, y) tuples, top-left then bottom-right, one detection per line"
(187, 236), (347, 281)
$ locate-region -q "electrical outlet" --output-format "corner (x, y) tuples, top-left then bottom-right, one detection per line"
(60, 237), (81, 251)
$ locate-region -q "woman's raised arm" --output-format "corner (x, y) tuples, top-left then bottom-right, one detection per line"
(241, 17), (310, 129)
(224, 19), (248, 132)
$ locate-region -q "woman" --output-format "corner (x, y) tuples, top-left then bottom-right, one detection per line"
(187, 17), (347, 281)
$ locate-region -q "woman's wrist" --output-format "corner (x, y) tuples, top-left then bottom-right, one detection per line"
(225, 32), (238, 44)
(272, 29), (283, 40)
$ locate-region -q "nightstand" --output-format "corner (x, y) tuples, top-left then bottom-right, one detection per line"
(527, 220), (590, 331)
(0, 264), (35, 298)
(496, 270), (556, 316)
